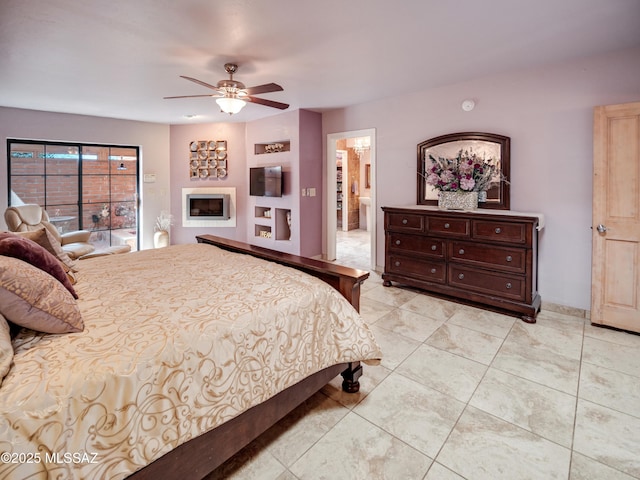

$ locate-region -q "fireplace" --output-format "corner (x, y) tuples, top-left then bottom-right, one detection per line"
(186, 193), (230, 221)
(182, 187), (236, 227)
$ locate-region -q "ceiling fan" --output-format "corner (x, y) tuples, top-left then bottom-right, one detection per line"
(164, 63), (289, 115)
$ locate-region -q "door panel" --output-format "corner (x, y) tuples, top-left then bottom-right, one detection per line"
(592, 101), (640, 332)
(603, 239), (637, 307)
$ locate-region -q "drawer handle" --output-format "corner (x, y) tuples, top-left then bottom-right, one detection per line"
(402, 219), (408, 225)
(495, 227), (502, 234)
(395, 261), (401, 267)
(395, 240), (401, 245)
(444, 223), (450, 229)
(431, 245), (437, 251)
(458, 273), (464, 280)
(430, 268), (436, 274)
(458, 249), (465, 255)
(506, 255), (512, 262)
(506, 282), (512, 289)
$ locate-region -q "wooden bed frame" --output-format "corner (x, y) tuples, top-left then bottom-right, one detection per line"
(127, 235), (370, 480)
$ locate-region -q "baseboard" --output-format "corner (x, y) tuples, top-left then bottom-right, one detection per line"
(541, 300), (590, 320)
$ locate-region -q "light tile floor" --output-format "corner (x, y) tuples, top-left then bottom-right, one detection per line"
(208, 230), (640, 480)
(335, 228), (372, 271)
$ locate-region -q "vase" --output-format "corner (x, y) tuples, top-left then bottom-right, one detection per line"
(478, 190), (487, 203)
(438, 191), (478, 210)
(154, 230), (170, 248)
(286, 210), (292, 240)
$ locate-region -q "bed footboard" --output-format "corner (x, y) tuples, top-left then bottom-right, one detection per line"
(196, 234), (369, 311)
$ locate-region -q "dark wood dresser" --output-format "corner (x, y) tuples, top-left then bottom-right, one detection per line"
(382, 206), (543, 322)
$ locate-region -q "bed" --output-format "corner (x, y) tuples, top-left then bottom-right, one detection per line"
(0, 234), (381, 480)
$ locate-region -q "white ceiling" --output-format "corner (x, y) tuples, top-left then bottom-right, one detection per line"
(1, 0), (639, 125)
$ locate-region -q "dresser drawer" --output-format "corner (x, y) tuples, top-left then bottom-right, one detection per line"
(386, 213), (424, 232)
(448, 265), (526, 301)
(472, 220), (527, 245)
(449, 241), (526, 273)
(388, 233), (444, 258)
(388, 254), (446, 283)
(427, 216), (470, 237)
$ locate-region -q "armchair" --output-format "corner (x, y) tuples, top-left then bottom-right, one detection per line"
(4, 204), (95, 260)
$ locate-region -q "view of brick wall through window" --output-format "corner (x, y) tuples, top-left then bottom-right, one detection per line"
(8, 140), (139, 251)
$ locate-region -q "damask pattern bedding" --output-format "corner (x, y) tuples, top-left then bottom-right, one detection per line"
(0, 243), (381, 480)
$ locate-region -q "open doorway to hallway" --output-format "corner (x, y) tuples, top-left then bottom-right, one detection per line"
(335, 228), (371, 271)
(326, 129), (376, 271)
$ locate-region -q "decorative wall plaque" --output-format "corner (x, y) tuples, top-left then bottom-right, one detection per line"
(189, 140), (228, 179)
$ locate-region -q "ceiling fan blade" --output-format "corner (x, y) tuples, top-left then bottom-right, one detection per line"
(163, 94), (215, 99)
(246, 96), (289, 110)
(180, 75), (220, 91)
(244, 83), (284, 95)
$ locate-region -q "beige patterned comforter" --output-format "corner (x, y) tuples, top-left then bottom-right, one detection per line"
(0, 243), (381, 480)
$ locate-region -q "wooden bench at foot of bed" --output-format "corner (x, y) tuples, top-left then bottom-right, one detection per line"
(196, 234), (369, 312)
(128, 236), (370, 480)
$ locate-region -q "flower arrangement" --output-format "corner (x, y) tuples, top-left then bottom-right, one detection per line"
(155, 210), (174, 232)
(424, 148), (503, 192)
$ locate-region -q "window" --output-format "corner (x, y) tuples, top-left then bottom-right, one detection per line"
(7, 140), (139, 251)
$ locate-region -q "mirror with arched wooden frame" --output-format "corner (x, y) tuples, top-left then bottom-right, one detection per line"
(417, 132), (510, 210)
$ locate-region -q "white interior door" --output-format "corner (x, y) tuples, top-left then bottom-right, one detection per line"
(592, 101), (640, 332)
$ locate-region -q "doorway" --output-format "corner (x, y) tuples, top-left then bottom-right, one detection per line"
(326, 129), (376, 270)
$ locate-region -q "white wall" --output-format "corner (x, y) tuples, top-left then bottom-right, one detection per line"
(0, 107), (170, 250)
(322, 47), (640, 311)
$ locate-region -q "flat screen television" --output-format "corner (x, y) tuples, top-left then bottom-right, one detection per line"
(250, 166), (283, 197)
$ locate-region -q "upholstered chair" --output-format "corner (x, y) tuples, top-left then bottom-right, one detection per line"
(4, 204), (95, 260)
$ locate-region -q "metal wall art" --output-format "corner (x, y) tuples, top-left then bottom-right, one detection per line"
(189, 140), (228, 179)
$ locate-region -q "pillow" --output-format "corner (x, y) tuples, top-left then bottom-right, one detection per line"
(0, 314), (13, 387)
(0, 233), (78, 299)
(0, 256), (84, 334)
(13, 228), (77, 271)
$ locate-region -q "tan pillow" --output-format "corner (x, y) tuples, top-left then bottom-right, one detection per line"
(15, 228), (77, 272)
(0, 256), (84, 334)
(0, 314), (12, 387)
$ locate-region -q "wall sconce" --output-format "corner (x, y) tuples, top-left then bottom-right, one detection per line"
(117, 162), (127, 170)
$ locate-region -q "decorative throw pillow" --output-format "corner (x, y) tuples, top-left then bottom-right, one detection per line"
(13, 228), (77, 271)
(0, 233), (78, 299)
(0, 314), (13, 387)
(0, 256), (84, 334)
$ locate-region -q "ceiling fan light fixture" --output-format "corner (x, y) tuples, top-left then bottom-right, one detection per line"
(216, 96), (246, 115)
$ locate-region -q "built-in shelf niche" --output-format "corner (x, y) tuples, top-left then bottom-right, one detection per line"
(253, 207), (291, 241)
(254, 141), (290, 155)
(255, 225), (272, 238)
(275, 209), (291, 241)
(255, 206), (272, 219)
